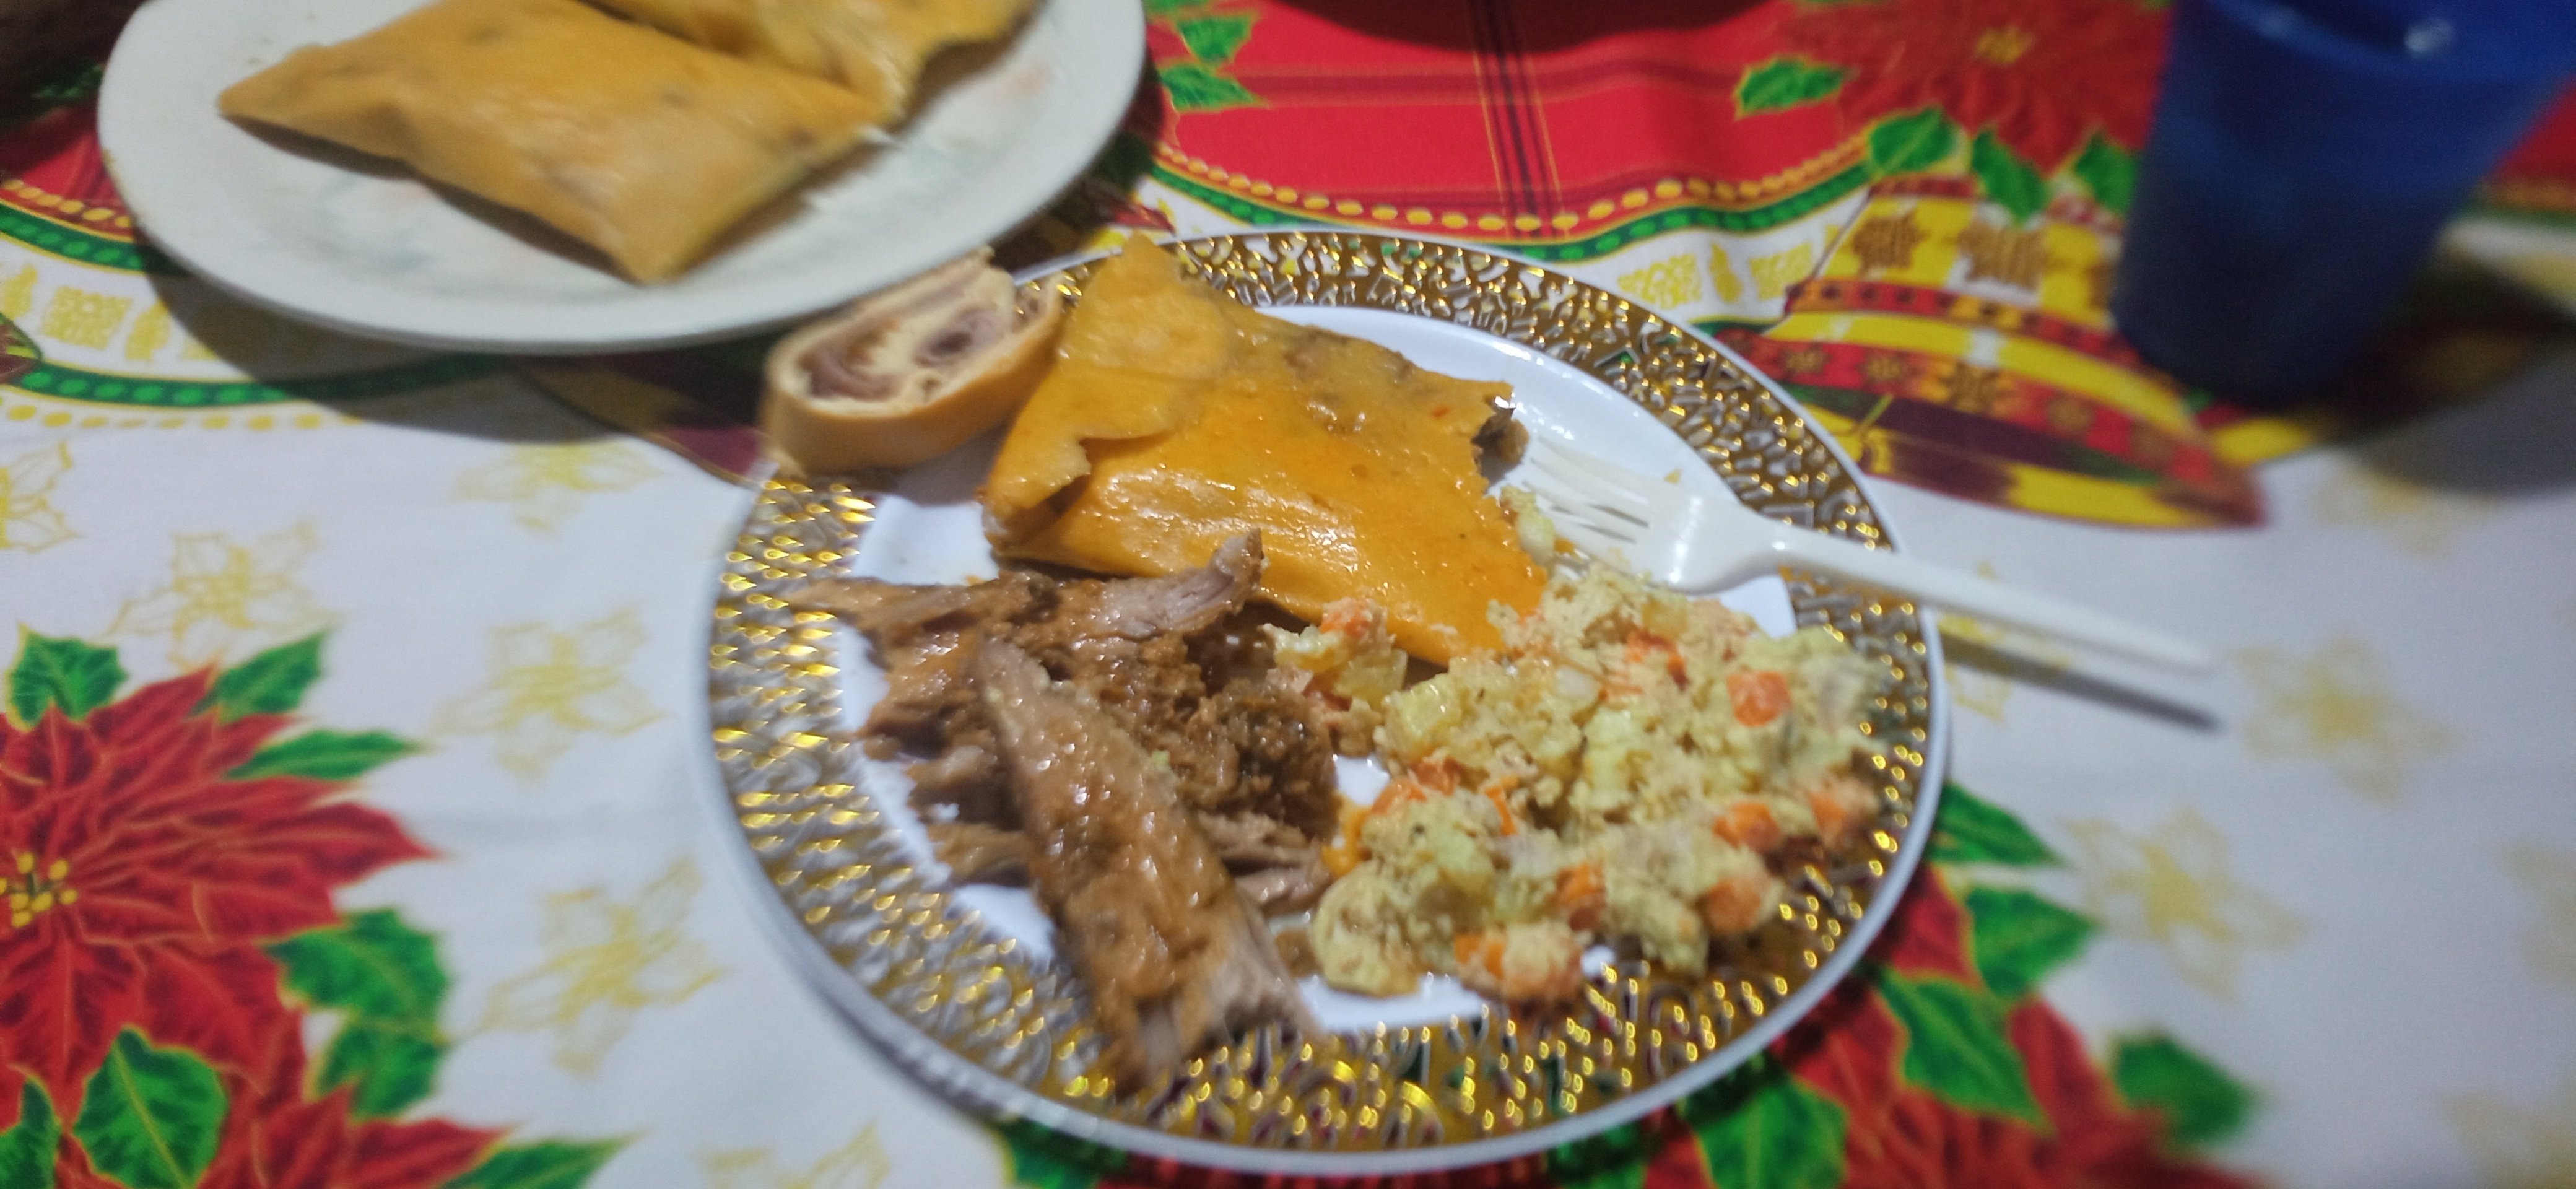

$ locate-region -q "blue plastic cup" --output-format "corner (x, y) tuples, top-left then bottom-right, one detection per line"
(2112, 0), (2576, 402)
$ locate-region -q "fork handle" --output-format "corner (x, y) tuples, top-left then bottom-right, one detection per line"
(1746, 526), (2218, 673)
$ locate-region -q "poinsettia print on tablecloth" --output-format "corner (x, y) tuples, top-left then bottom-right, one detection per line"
(1767, 0), (2164, 175)
(0, 631), (618, 1189)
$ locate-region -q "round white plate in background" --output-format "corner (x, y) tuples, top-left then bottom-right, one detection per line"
(97, 0), (1144, 354)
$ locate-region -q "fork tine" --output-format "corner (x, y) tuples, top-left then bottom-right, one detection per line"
(1538, 464), (1659, 531)
(1527, 436), (1663, 506)
(1546, 515), (1636, 568)
(1515, 464), (1615, 511)
(1523, 453), (1656, 527)
(1524, 446), (1651, 512)
(1526, 456), (1654, 520)
(1513, 476), (1640, 540)
(1518, 472), (1650, 534)
(1511, 474), (1650, 567)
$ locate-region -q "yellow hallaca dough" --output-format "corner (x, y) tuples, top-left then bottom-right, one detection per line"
(587, 0), (1038, 114)
(985, 242), (1547, 664)
(219, 0), (880, 282)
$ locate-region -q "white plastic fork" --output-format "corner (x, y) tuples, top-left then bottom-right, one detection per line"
(1516, 435), (2217, 673)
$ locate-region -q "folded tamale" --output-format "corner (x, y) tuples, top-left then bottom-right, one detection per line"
(219, 0), (880, 282)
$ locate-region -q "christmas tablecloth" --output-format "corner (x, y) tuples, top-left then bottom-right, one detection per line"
(6, 2), (2576, 1187)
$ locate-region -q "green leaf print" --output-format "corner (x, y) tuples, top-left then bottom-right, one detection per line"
(1546, 1120), (1651, 1189)
(1965, 886), (2097, 999)
(1001, 1121), (1120, 1189)
(319, 1019), (445, 1118)
(1679, 1056), (1848, 1189)
(1176, 12), (1256, 66)
(1970, 129), (2050, 224)
(32, 62), (105, 108)
(271, 910), (453, 1118)
(1930, 784), (2060, 867)
(271, 910), (447, 1020)
(1865, 108), (1956, 177)
(2113, 1034), (2257, 1151)
(206, 633), (324, 720)
(1877, 971), (2043, 1124)
(2072, 134), (2139, 216)
(8, 632), (124, 725)
(0, 1082), (59, 1189)
(1734, 58), (1847, 116)
(440, 1141), (624, 1189)
(1554, 1160), (1646, 1189)
(1159, 62), (1262, 112)
(1142, 0), (1205, 14)
(72, 1030), (227, 1189)
(233, 730), (421, 780)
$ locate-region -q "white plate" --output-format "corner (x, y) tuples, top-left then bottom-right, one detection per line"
(706, 233), (1948, 1174)
(95, 0), (1144, 354)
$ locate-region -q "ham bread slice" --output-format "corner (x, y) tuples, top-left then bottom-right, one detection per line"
(762, 249), (1064, 473)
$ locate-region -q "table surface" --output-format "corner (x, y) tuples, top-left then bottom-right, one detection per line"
(4, 2), (2576, 1187)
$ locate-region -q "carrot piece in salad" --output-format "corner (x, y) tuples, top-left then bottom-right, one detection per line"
(1711, 799), (1783, 853)
(1409, 755), (1463, 793)
(1370, 777), (1429, 816)
(1699, 870), (1777, 936)
(1725, 669), (1791, 726)
(1554, 861), (1606, 931)
(1453, 926), (1585, 1002)
(1455, 931), (1506, 982)
(1478, 778), (1521, 837)
(1624, 630), (1688, 686)
(1804, 772), (1878, 849)
(1321, 600), (1375, 637)
(1321, 798), (1372, 877)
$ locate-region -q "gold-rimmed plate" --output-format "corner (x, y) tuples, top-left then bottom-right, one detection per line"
(708, 231), (1947, 1176)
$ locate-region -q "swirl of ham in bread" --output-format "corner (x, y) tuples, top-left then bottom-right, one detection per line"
(762, 248), (1064, 472)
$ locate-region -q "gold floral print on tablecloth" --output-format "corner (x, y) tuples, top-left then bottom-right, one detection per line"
(2239, 635), (2457, 804)
(2448, 1076), (2576, 1189)
(107, 521), (334, 667)
(2311, 468), (2499, 558)
(0, 437), (71, 551)
(455, 440), (661, 533)
(2067, 806), (2305, 1000)
(1749, 240), (1819, 301)
(36, 284), (126, 351)
(1616, 251), (1703, 311)
(1704, 243), (1745, 303)
(478, 857), (724, 1078)
(0, 264), (33, 320)
(433, 608), (663, 779)
(702, 1122), (894, 1189)
(2504, 847), (2576, 992)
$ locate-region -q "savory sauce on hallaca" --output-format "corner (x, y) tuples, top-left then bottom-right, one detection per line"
(983, 240), (1544, 663)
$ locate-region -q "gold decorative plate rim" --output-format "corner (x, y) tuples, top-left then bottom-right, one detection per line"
(709, 230), (1950, 1176)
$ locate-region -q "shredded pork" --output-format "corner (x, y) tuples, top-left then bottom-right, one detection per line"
(970, 638), (1314, 1087)
(794, 533), (1340, 910)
